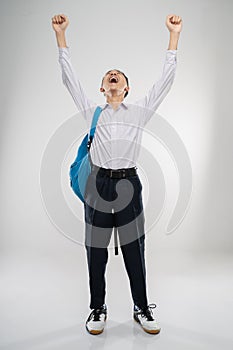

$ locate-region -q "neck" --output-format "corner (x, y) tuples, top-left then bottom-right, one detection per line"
(106, 94), (124, 110)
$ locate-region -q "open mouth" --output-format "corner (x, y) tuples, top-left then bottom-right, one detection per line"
(109, 76), (118, 83)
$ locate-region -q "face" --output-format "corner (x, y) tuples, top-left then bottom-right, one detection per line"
(100, 69), (129, 97)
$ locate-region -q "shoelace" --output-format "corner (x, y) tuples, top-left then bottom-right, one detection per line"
(91, 308), (105, 322)
(140, 303), (157, 321)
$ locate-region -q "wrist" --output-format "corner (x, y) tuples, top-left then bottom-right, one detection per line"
(55, 30), (66, 36)
(168, 32), (180, 50)
(169, 31), (180, 36)
(55, 31), (67, 48)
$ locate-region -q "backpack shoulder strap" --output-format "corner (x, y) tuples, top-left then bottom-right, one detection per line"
(89, 106), (102, 140)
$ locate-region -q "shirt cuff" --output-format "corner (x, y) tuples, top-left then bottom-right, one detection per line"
(58, 45), (70, 59)
(166, 49), (177, 63)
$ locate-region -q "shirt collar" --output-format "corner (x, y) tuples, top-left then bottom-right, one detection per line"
(101, 102), (129, 110)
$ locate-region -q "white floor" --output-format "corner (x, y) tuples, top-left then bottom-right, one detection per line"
(1, 252), (233, 350)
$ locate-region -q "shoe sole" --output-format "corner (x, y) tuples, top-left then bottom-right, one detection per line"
(134, 316), (161, 334)
(86, 328), (104, 335)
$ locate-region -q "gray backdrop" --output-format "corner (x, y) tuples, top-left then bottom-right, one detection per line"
(1, 0), (233, 349)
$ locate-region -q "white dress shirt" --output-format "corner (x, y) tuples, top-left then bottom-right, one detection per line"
(58, 46), (177, 169)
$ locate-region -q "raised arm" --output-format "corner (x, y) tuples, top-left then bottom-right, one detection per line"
(135, 14), (183, 124)
(51, 14), (96, 117)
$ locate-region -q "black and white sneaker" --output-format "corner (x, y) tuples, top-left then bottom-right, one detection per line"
(134, 303), (161, 334)
(85, 304), (107, 335)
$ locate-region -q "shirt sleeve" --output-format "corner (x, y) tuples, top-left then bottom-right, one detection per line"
(58, 46), (96, 118)
(135, 50), (177, 124)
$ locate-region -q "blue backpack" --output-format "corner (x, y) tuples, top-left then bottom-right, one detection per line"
(69, 106), (102, 202)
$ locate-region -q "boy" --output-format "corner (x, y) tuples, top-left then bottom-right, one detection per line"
(52, 13), (182, 335)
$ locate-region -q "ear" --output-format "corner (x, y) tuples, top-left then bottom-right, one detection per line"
(124, 86), (130, 92)
(100, 87), (105, 93)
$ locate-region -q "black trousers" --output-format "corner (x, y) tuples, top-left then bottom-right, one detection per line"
(84, 166), (148, 310)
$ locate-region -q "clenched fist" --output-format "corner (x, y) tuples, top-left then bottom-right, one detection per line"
(166, 14), (183, 33)
(51, 14), (69, 33)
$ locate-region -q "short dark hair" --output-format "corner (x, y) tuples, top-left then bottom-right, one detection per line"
(101, 69), (129, 98)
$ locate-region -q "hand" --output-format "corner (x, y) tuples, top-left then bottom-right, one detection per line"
(51, 14), (69, 33)
(166, 14), (183, 33)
